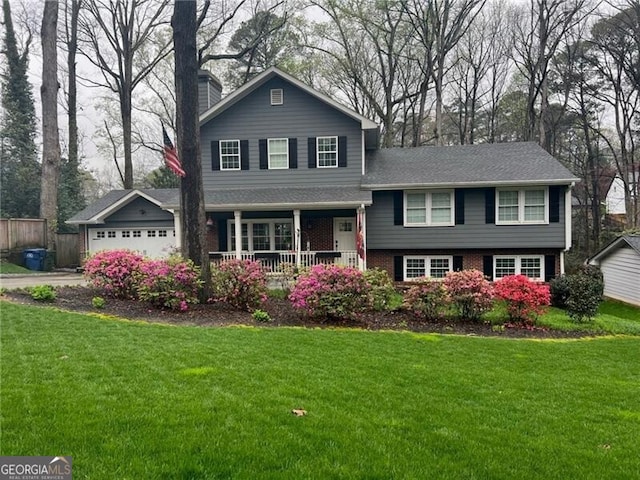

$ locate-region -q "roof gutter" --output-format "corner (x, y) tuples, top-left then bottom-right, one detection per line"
(361, 178), (581, 190)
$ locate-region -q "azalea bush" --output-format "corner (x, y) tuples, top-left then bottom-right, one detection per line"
(494, 275), (550, 324)
(135, 257), (203, 311)
(403, 279), (449, 320)
(363, 268), (397, 312)
(209, 259), (267, 311)
(83, 249), (145, 299)
(443, 269), (494, 321)
(289, 264), (372, 320)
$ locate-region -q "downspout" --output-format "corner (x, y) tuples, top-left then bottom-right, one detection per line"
(563, 182), (575, 275)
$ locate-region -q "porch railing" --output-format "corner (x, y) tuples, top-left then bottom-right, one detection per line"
(209, 250), (359, 272)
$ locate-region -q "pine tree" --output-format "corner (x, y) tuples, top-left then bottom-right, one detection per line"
(0, 0), (40, 218)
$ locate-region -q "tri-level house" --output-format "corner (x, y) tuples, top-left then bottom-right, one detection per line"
(68, 67), (579, 282)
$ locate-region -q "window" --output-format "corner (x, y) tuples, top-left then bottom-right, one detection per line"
(107, 231), (116, 238)
(96, 231), (105, 239)
(220, 140), (240, 170)
(404, 256), (452, 280)
(270, 88), (283, 105)
(122, 231), (130, 238)
(404, 191), (454, 226)
(268, 138), (288, 169)
(158, 230), (167, 237)
(317, 136), (337, 167)
(228, 219), (293, 252)
(497, 188), (547, 224)
(133, 230), (141, 238)
(147, 231), (156, 237)
(494, 256), (544, 281)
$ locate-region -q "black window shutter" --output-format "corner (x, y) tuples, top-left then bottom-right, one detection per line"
(453, 256), (463, 271)
(394, 256), (404, 281)
(240, 140), (250, 170)
(545, 255), (556, 282)
(393, 191), (404, 226)
(455, 189), (465, 225)
(549, 186), (561, 223)
(308, 137), (316, 168)
(211, 141), (220, 171)
(483, 255), (493, 280)
(338, 136), (347, 167)
(288, 138), (298, 169)
(218, 220), (228, 251)
(485, 188), (496, 224)
(259, 139), (268, 170)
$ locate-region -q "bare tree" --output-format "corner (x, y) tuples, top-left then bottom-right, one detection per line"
(40, 0), (61, 251)
(172, 0), (210, 293)
(78, 0), (172, 189)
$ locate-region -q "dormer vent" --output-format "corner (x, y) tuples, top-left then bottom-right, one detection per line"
(270, 88), (283, 105)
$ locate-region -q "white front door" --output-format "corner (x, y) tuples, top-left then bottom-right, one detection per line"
(333, 217), (356, 251)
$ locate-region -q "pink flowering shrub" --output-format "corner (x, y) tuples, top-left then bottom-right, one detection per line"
(289, 264), (372, 320)
(83, 249), (145, 298)
(135, 257), (203, 311)
(443, 269), (494, 320)
(403, 279), (449, 320)
(494, 275), (550, 324)
(209, 259), (267, 311)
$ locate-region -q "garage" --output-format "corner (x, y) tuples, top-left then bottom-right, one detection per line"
(88, 227), (176, 258)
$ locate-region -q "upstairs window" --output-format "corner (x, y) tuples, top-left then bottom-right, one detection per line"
(268, 138), (289, 169)
(497, 188), (547, 224)
(270, 88), (283, 105)
(317, 136), (337, 167)
(404, 191), (454, 226)
(220, 140), (241, 170)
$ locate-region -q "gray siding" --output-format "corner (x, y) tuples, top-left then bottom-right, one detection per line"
(366, 188), (566, 249)
(103, 197), (174, 227)
(600, 247), (640, 306)
(201, 77), (363, 189)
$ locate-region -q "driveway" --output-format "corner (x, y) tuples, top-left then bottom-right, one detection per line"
(0, 272), (87, 289)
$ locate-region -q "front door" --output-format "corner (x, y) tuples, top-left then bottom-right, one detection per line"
(333, 217), (356, 251)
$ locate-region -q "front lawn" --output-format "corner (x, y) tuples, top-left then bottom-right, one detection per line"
(0, 260), (32, 274)
(1, 302), (639, 479)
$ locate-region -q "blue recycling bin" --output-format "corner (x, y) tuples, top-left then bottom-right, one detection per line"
(23, 248), (47, 271)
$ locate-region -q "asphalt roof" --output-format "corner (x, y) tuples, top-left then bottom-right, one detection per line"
(589, 235), (640, 263)
(67, 189), (178, 223)
(363, 142), (580, 188)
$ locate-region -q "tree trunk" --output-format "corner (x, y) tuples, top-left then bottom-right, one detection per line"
(172, 0), (211, 295)
(122, 91), (133, 188)
(68, 0), (79, 179)
(40, 0), (61, 252)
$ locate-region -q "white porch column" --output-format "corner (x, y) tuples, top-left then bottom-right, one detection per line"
(234, 210), (242, 259)
(173, 210), (182, 251)
(293, 209), (301, 267)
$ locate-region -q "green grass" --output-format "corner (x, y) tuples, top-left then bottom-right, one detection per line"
(536, 300), (640, 335)
(0, 260), (32, 274)
(1, 303), (639, 479)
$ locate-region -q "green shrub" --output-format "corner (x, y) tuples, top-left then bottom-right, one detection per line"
(402, 279), (449, 320)
(92, 296), (106, 309)
(252, 309), (272, 322)
(566, 273), (604, 322)
(30, 285), (56, 302)
(363, 268), (397, 312)
(550, 274), (570, 308)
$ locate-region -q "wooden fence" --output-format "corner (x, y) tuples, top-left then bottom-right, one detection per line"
(0, 218), (80, 267)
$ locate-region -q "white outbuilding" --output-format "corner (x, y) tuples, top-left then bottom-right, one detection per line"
(589, 235), (640, 307)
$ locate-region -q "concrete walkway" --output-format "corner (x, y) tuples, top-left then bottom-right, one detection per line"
(0, 271), (87, 289)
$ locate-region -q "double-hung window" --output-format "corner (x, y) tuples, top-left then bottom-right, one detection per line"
(494, 255), (544, 281)
(404, 256), (453, 280)
(220, 140), (240, 170)
(268, 138), (288, 169)
(497, 188), (547, 224)
(317, 136), (337, 167)
(405, 191), (454, 226)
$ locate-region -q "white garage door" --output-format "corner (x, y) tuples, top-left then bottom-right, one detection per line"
(88, 227), (176, 258)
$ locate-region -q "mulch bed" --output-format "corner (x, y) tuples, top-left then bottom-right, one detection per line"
(2, 286), (593, 339)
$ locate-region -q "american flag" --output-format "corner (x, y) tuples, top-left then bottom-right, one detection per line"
(162, 125), (186, 177)
(356, 209), (365, 261)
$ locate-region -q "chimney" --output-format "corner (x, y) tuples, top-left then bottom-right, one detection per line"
(198, 69), (223, 114)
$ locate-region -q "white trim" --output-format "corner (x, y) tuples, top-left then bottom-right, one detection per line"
(493, 255), (545, 281)
(70, 190), (168, 225)
(565, 182), (573, 250)
(361, 131), (366, 176)
(267, 138), (289, 169)
(496, 187), (548, 225)
(220, 139), (241, 171)
(403, 255), (453, 281)
(361, 180), (579, 190)
(316, 136), (338, 168)
(228, 217), (294, 253)
(404, 190), (455, 227)
(270, 88), (283, 105)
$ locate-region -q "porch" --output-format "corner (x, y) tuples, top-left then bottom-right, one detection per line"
(208, 250), (359, 272)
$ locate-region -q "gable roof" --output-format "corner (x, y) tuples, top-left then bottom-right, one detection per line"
(66, 189), (177, 224)
(589, 235), (640, 264)
(199, 66), (378, 131)
(362, 142), (580, 189)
